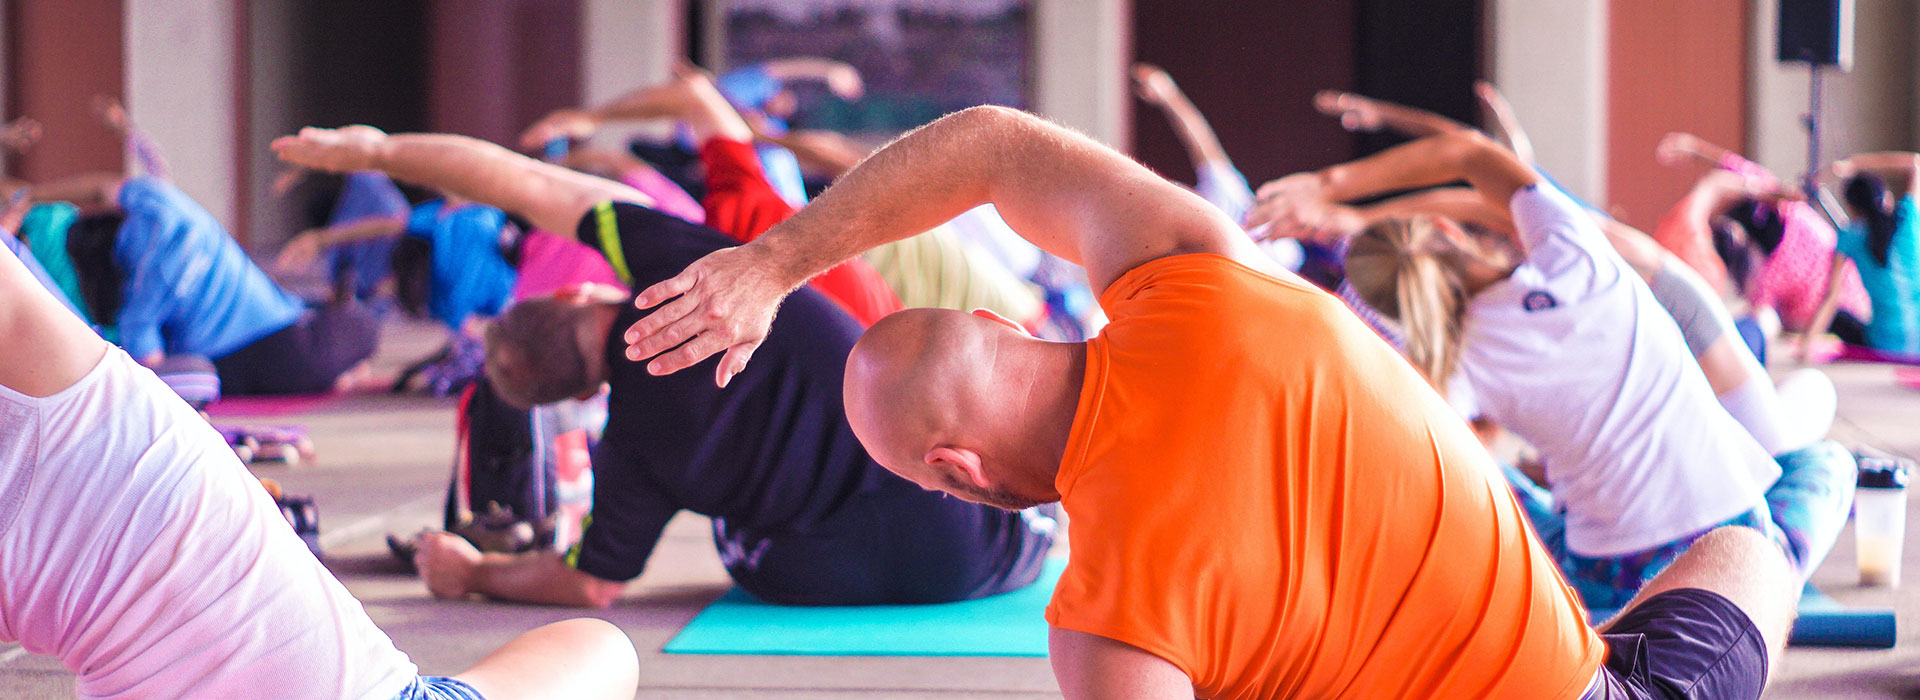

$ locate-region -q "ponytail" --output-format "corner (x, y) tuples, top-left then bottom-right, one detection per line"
(1345, 216), (1470, 390)
(1844, 173), (1898, 266)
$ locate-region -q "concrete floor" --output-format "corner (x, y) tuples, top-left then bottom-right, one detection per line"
(2, 318), (1916, 699)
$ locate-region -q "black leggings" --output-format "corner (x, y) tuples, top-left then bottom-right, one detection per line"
(213, 304), (379, 395)
(1830, 310), (1870, 348)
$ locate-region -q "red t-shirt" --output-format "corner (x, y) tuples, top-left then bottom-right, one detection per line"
(699, 139), (902, 327)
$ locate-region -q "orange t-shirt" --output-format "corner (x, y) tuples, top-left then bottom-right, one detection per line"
(698, 139), (903, 327)
(1044, 254), (1603, 700)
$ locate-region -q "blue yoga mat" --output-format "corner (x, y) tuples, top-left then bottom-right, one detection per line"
(663, 558), (1063, 656)
(1591, 584), (1896, 649)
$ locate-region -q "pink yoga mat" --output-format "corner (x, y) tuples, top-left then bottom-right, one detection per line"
(204, 394), (336, 419)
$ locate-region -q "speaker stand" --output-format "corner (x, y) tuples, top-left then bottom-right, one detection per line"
(1800, 64), (1848, 230)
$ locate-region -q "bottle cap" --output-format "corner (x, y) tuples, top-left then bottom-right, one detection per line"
(1858, 457), (1912, 490)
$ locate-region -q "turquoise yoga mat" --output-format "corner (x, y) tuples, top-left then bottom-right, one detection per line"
(1590, 584), (1896, 649)
(663, 558), (1063, 657)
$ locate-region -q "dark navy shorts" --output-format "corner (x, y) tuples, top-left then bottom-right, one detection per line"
(1585, 588), (1769, 700)
(713, 478), (1056, 606)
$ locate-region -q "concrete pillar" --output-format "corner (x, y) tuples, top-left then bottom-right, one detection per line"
(581, 0), (683, 146)
(583, 0), (681, 104)
(1034, 0), (1131, 147)
(1488, 0), (1608, 204)
(126, 0), (241, 232)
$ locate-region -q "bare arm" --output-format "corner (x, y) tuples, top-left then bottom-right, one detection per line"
(623, 105), (1268, 385)
(1314, 90), (1474, 139)
(1655, 132), (1738, 169)
(1133, 64), (1232, 171)
(744, 111), (869, 178)
(1254, 187), (1514, 246)
(1049, 628), (1194, 700)
(757, 57), (865, 100)
(1473, 81), (1534, 165)
(1249, 132), (1539, 256)
(1358, 186), (1516, 235)
(0, 238), (109, 397)
(95, 97), (170, 180)
(519, 74), (753, 151)
(273, 126), (649, 237)
(274, 216), (407, 273)
(416, 531), (625, 608)
(28, 172), (126, 212)
(1796, 254), (1852, 361)
(1831, 152), (1920, 196)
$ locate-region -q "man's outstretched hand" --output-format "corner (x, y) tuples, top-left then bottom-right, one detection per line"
(271, 125), (388, 173)
(624, 242), (803, 388)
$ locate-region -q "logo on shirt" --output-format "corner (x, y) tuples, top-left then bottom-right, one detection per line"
(1522, 290), (1559, 312)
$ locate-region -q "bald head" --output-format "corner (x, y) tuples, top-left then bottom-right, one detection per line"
(845, 309), (989, 462)
(844, 308), (1082, 510)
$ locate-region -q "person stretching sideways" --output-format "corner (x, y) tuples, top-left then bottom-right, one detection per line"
(0, 240), (638, 700)
(273, 124), (1053, 609)
(618, 105), (1800, 699)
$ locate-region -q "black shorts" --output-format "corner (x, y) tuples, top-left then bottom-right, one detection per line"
(1586, 588), (1769, 700)
(213, 304), (380, 395)
(713, 478), (1056, 606)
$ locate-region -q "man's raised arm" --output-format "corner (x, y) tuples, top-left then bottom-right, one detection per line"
(621, 105), (1265, 386)
(272, 126), (650, 236)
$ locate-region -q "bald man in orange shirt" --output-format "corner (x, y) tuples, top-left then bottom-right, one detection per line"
(617, 106), (1797, 700)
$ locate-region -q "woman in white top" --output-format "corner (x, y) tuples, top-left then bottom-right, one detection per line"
(0, 240), (636, 699)
(1254, 131), (1856, 609)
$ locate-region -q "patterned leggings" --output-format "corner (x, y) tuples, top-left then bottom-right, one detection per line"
(1503, 441), (1857, 610)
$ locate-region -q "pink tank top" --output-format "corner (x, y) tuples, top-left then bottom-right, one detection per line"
(512, 229), (627, 301)
(619, 168), (706, 225)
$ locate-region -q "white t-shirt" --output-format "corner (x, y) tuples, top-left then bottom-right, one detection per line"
(0, 349), (416, 700)
(1459, 185), (1777, 556)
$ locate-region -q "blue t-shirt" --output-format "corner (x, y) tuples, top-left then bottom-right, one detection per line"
(406, 200), (516, 329)
(114, 177), (305, 360)
(1835, 195), (1920, 354)
(329, 171), (412, 302)
(710, 64), (810, 207)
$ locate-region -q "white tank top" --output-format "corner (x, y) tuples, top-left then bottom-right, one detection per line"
(0, 349), (416, 700)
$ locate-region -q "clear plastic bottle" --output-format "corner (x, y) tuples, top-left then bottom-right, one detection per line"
(1855, 459), (1910, 587)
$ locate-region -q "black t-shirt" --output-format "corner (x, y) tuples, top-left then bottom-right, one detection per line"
(570, 203), (891, 582)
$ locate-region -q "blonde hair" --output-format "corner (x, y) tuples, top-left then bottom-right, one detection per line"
(1345, 216), (1470, 390)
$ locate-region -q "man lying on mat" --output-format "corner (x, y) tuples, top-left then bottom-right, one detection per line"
(273, 124), (1054, 609)
(0, 237), (637, 700)
(616, 106), (1800, 700)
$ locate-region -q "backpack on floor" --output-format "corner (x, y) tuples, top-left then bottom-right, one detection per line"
(446, 376), (595, 553)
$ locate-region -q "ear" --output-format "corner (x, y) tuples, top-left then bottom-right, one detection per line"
(970, 308), (1033, 338)
(925, 446), (990, 489)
